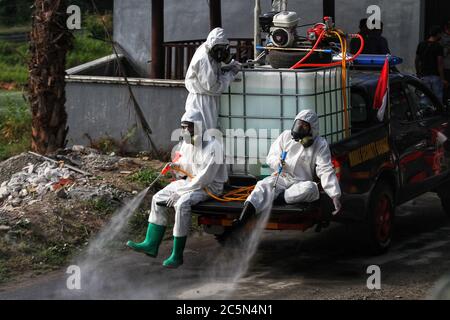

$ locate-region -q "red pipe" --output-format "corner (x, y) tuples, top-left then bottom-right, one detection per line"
(290, 33), (365, 69)
(290, 30), (326, 69)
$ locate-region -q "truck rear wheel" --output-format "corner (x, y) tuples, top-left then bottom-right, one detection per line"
(437, 182), (450, 217)
(365, 181), (395, 255)
(215, 227), (244, 247)
(214, 218), (257, 247)
(440, 197), (450, 217)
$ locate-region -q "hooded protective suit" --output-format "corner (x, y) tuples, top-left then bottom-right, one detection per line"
(246, 109), (341, 214)
(181, 27), (239, 131)
(149, 116), (228, 237)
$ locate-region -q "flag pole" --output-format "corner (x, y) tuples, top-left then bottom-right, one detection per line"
(387, 54), (391, 136)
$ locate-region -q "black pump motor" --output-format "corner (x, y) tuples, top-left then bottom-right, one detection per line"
(259, 11), (279, 33)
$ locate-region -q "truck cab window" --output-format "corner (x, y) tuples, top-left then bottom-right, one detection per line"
(351, 92), (367, 123)
(406, 84), (438, 119)
(390, 84), (413, 122)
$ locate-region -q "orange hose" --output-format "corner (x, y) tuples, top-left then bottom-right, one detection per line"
(169, 166), (254, 202)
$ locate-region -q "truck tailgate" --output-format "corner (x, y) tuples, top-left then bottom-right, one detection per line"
(191, 199), (321, 216)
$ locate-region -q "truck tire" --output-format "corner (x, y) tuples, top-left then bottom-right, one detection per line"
(365, 181), (395, 255)
(214, 227), (244, 247)
(267, 50), (332, 69)
(437, 182), (450, 217)
(440, 197), (450, 217)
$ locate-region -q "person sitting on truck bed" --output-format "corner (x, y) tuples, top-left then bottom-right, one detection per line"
(126, 118), (227, 269)
(234, 109), (342, 227)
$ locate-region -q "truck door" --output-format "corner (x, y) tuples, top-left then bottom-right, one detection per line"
(389, 82), (429, 201)
(405, 81), (449, 187)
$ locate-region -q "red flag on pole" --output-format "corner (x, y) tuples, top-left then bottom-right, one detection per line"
(373, 57), (390, 122)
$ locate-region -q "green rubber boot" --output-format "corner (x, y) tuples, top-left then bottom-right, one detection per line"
(162, 236), (187, 268)
(126, 223), (166, 257)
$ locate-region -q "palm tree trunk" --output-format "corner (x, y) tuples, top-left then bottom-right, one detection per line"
(29, 0), (73, 154)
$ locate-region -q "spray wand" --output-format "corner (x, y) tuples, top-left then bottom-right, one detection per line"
(141, 152), (183, 197)
(273, 151), (287, 190)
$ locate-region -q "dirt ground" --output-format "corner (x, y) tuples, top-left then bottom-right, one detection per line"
(0, 148), (171, 285)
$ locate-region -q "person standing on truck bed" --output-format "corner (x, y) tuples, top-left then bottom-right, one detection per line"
(126, 116), (227, 268)
(416, 25), (448, 103)
(234, 110), (342, 227)
(181, 27), (241, 131)
(350, 19), (390, 55)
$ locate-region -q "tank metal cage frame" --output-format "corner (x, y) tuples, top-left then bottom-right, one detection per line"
(219, 66), (351, 176)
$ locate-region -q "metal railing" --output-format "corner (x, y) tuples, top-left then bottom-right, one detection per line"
(163, 38), (254, 80)
(0, 32), (29, 42)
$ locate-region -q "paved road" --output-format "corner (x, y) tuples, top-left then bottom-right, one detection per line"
(1, 193), (450, 300)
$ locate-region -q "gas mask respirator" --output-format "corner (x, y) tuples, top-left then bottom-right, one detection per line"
(181, 122), (198, 145)
(210, 44), (232, 64)
(291, 119), (314, 148)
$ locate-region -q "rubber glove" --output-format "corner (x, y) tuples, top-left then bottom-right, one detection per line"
(332, 197), (342, 215)
(167, 193), (181, 207)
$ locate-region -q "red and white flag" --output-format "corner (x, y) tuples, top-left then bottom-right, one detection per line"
(373, 57), (390, 122)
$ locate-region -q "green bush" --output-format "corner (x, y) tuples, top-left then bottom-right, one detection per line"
(0, 41), (28, 85)
(0, 93), (31, 160)
(0, 0), (33, 27)
(66, 33), (111, 68)
(84, 13), (113, 41)
(0, 14), (112, 86)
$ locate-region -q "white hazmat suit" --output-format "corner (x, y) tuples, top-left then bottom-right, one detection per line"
(181, 27), (239, 131)
(246, 110), (342, 214)
(149, 121), (228, 237)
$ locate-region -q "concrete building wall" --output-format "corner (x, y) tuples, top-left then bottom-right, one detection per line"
(113, 0), (152, 77)
(65, 78), (187, 152)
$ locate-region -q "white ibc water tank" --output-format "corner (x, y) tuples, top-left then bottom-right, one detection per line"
(219, 66), (350, 178)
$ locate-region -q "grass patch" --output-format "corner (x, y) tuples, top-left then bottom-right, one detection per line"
(129, 168), (169, 190)
(86, 197), (117, 217)
(35, 243), (74, 267)
(0, 41), (28, 85)
(0, 260), (10, 284)
(127, 208), (150, 240)
(0, 91), (31, 160)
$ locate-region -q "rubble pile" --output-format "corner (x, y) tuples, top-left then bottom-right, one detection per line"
(0, 161), (73, 207)
(0, 146), (136, 210)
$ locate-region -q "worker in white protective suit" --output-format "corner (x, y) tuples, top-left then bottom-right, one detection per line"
(234, 109), (342, 227)
(181, 27), (241, 131)
(126, 117), (227, 268)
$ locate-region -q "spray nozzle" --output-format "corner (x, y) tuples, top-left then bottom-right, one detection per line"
(161, 164), (171, 175)
(161, 152), (183, 176)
